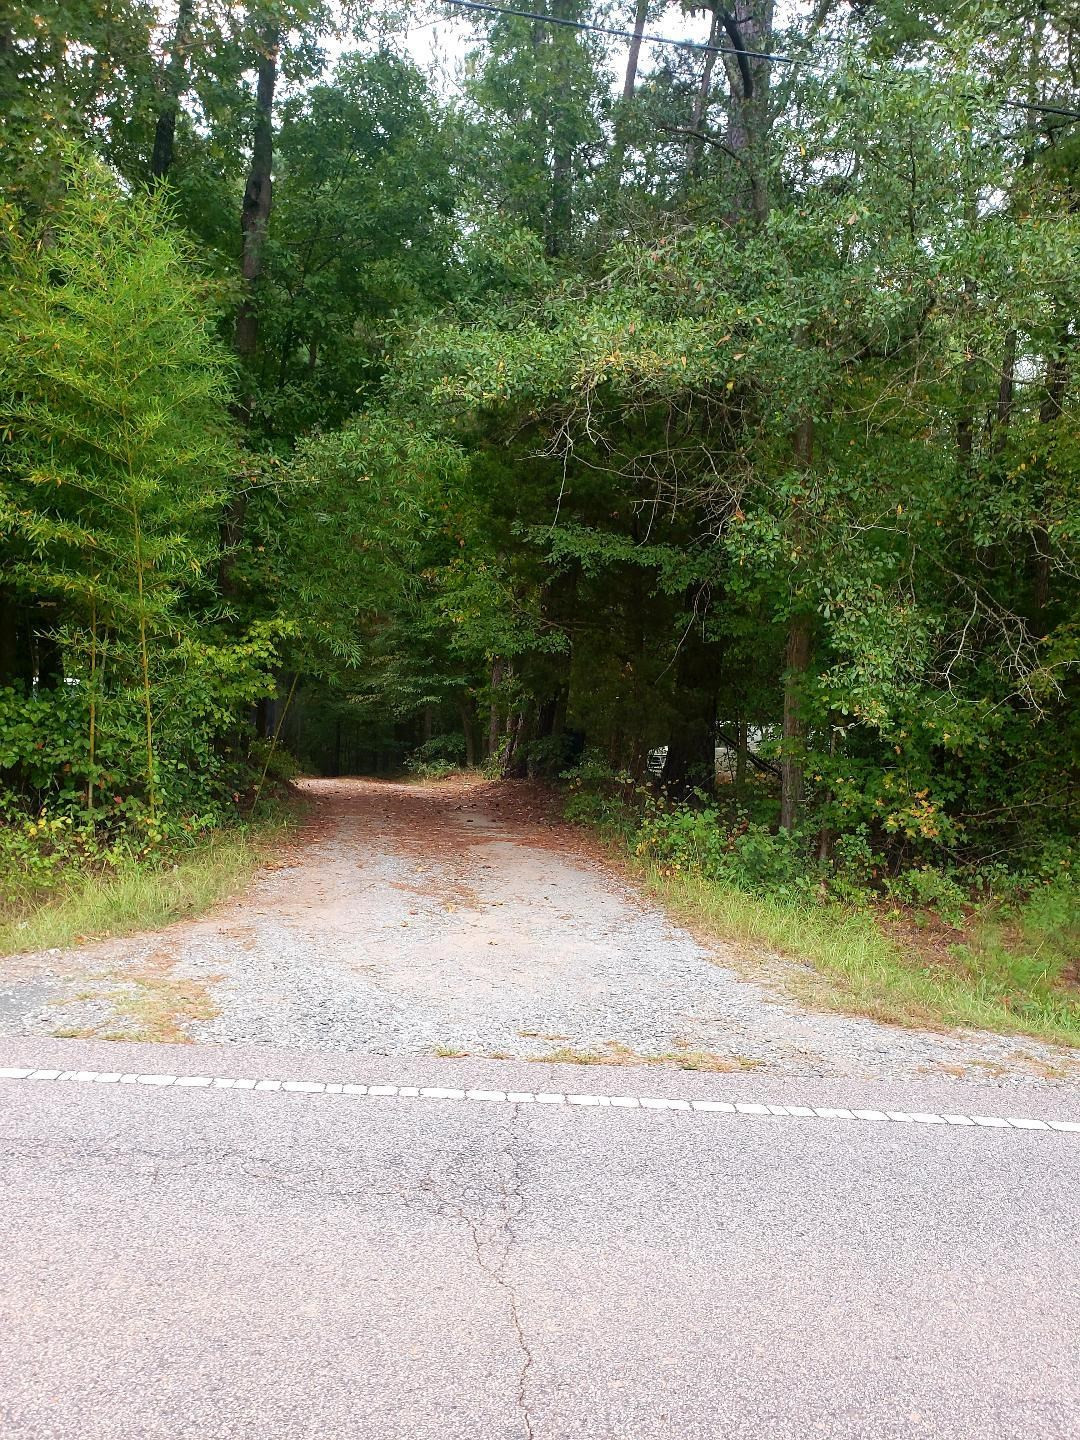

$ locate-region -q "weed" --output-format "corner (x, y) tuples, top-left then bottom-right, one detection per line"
(534, 1041), (765, 1072)
(538, 1046), (608, 1065)
(649, 867), (1080, 1047)
(659, 1049), (764, 1072)
(0, 826), (280, 957)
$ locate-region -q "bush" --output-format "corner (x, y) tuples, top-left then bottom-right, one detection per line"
(405, 756), (458, 780)
(413, 733), (468, 765)
(563, 789), (636, 835)
(827, 826), (883, 904)
(0, 798), (157, 914)
(247, 738), (301, 787)
(637, 802), (816, 900)
(561, 753), (640, 834)
(886, 867), (969, 927)
(525, 732), (584, 777)
(404, 732), (468, 779)
(0, 679), (274, 836)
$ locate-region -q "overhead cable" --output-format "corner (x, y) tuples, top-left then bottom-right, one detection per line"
(443, 0), (1080, 123)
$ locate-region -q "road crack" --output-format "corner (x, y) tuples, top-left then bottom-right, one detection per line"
(418, 1104), (535, 1438)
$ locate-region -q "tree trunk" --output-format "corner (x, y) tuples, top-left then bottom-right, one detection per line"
(735, 717), (747, 791)
(221, 20), (278, 595)
(780, 412), (815, 832)
(1032, 330), (1071, 621)
(720, 0), (775, 223)
(686, 8), (723, 181)
(233, 21), (279, 369)
(488, 659), (503, 757)
(548, 142), (571, 257)
(622, 0), (649, 100)
(546, 0), (574, 256)
(0, 587), (18, 686)
(956, 269), (978, 470)
(779, 612), (812, 831)
(608, 0), (650, 191)
(661, 694), (716, 797)
(32, 609), (63, 689)
(501, 705), (528, 776)
(460, 695), (477, 768)
(150, 0), (195, 182)
(661, 583), (719, 797)
(990, 327), (1017, 457)
(814, 714), (840, 860)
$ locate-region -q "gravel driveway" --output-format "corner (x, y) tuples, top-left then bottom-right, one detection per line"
(2, 777), (1076, 1087)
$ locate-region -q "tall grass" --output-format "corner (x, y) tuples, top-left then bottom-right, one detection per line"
(0, 831), (268, 956)
(646, 866), (1080, 1049)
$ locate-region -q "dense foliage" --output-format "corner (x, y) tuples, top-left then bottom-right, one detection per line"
(1, 1), (1077, 914)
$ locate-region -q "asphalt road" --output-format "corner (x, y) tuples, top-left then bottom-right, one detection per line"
(2, 1038), (1079, 1440)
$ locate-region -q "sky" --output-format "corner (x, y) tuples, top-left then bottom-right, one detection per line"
(389, 2), (737, 100)
(259, 0), (812, 111)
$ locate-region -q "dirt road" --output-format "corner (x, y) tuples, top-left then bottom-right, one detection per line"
(1, 777), (1075, 1085)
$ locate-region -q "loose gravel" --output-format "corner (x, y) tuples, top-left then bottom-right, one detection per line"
(2, 777), (1076, 1088)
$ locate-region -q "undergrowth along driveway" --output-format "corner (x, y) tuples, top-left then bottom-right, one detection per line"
(644, 866), (1080, 1051)
(0, 827), (274, 959)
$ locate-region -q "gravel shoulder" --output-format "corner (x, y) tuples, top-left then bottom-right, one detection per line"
(1, 776), (1077, 1088)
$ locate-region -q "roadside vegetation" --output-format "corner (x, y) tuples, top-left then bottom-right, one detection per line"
(564, 771), (1079, 1048)
(0, 817), (288, 958)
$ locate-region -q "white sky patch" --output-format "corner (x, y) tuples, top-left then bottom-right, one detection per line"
(364, 2), (806, 101)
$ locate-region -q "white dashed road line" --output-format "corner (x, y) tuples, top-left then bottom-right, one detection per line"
(1, 1066), (1078, 1135)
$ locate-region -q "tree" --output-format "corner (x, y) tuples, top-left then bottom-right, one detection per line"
(258, 49), (457, 436)
(0, 157), (275, 823)
(461, 1), (609, 256)
(150, 0), (197, 183)
(0, 0), (1076, 881)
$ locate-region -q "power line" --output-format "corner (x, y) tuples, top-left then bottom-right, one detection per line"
(443, 0), (1080, 124)
(447, 0), (800, 67)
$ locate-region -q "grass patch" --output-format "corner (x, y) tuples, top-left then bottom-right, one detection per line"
(647, 866), (1080, 1048)
(99, 969), (221, 1044)
(661, 1047), (764, 1072)
(0, 827), (278, 957)
(536, 1045), (613, 1065)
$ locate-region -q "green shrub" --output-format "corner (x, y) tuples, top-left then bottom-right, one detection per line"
(563, 788), (636, 836)
(886, 867), (969, 927)
(405, 757), (458, 780)
(247, 738), (301, 787)
(0, 678), (274, 835)
(524, 732), (581, 777)
(637, 802), (817, 900)
(414, 733), (468, 765)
